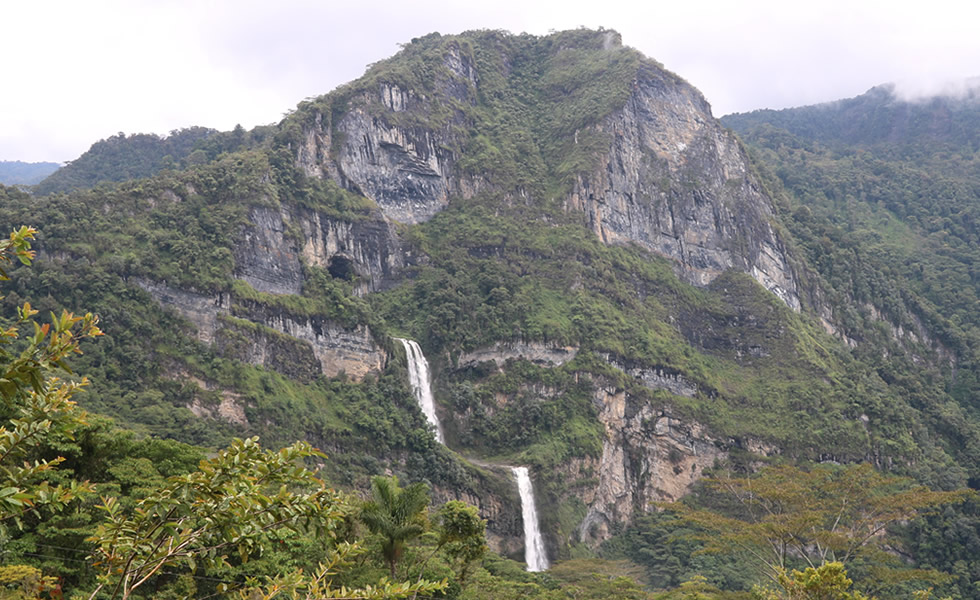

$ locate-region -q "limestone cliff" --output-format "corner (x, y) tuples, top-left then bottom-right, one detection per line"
(295, 43), (483, 224)
(566, 64), (800, 309)
(292, 31), (801, 308)
(576, 385), (725, 546)
(136, 279), (386, 382)
(236, 204), (405, 296)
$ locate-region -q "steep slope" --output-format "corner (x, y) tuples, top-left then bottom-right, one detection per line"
(716, 88), (980, 599)
(287, 29), (800, 307)
(1, 29), (978, 568)
(723, 89), (980, 441)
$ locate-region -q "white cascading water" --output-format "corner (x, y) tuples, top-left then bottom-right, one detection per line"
(397, 338), (444, 444)
(512, 466), (549, 572)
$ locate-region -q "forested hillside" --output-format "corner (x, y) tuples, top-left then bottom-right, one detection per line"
(722, 85), (980, 599)
(33, 126), (279, 195)
(0, 29), (977, 599)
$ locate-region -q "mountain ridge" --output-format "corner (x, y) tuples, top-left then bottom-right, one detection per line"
(1, 29), (977, 587)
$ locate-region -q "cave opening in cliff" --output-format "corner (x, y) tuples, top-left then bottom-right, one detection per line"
(328, 254), (356, 280)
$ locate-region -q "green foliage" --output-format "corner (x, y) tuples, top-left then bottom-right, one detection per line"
(601, 512), (757, 592)
(663, 464), (967, 590)
(87, 436), (348, 599)
(898, 496), (980, 600)
(434, 500), (488, 583)
(359, 475), (431, 579)
(35, 127), (220, 195)
(0, 226), (99, 525)
(756, 563), (871, 600)
(724, 96), (980, 470)
(0, 564), (59, 599)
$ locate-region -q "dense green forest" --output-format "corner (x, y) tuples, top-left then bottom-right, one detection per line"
(1, 29), (979, 599)
(722, 85), (980, 600)
(32, 126), (280, 196)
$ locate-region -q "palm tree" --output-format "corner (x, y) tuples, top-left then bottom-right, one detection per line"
(359, 475), (430, 579)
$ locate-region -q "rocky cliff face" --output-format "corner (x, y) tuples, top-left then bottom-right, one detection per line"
(136, 279), (386, 382)
(296, 44), (483, 224)
(457, 342), (579, 369)
(294, 36), (801, 309)
(576, 385), (726, 545)
(446, 342), (733, 549)
(236, 204), (405, 295)
(565, 64), (800, 309)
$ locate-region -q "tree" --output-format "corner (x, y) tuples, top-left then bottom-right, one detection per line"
(359, 476), (431, 579)
(0, 225), (99, 525)
(432, 500), (487, 584)
(758, 562), (872, 600)
(664, 464), (968, 581)
(0, 227), (446, 599)
(86, 437), (346, 599)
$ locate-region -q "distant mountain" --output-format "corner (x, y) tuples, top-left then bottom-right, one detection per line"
(722, 91), (980, 598)
(723, 82), (980, 150)
(0, 160), (60, 185)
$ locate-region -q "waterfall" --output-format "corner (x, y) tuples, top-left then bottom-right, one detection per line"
(512, 466), (549, 572)
(397, 338), (444, 444)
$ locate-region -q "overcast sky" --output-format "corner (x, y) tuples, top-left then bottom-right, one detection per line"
(4, 0), (980, 163)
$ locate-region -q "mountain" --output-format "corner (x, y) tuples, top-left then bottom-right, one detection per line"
(2, 29), (978, 596)
(722, 87), (980, 598)
(722, 85), (980, 415)
(0, 159), (60, 185)
(723, 82), (980, 150)
(33, 125), (277, 195)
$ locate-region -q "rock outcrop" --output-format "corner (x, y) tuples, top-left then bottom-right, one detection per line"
(602, 354), (698, 397)
(576, 385), (726, 545)
(457, 342), (579, 369)
(296, 44), (483, 224)
(565, 63), (800, 309)
(236, 205), (404, 295)
(136, 279), (386, 381)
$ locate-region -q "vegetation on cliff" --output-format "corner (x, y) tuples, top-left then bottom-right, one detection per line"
(0, 28), (978, 599)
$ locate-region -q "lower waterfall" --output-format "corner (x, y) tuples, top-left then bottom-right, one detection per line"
(397, 338), (549, 569)
(512, 466), (549, 572)
(397, 338), (444, 443)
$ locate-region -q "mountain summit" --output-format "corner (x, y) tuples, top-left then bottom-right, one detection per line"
(286, 29), (800, 308)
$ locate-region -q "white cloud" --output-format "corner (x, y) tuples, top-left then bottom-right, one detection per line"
(3, 0), (980, 162)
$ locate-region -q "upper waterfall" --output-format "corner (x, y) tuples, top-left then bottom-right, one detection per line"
(397, 338), (444, 444)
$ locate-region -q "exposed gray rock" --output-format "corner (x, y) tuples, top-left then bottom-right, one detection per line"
(296, 44), (484, 225)
(235, 205), (405, 295)
(135, 278), (386, 381)
(565, 64), (800, 310)
(602, 354), (698, 397)
(457, 342), (579, 369)
(185, 375), (250, 426)
(135, 278), (231, 344)
(236, 205), (304, 295)
(577, 386), (726, 546)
